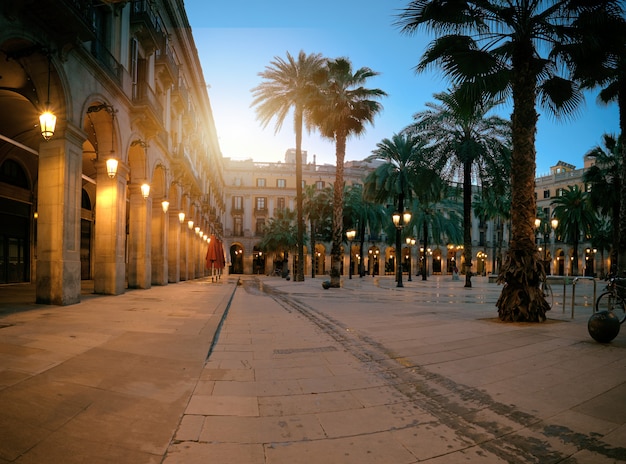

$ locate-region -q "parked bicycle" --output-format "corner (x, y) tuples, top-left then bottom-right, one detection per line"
(595, 274), (626, 323)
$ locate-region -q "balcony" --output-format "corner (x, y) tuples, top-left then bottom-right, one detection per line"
(155, 46), (179, 86)
(254, 208), (268, 217)
(21, 0), (96, 44)
(130, 0), (165, 52)
(90, 39), (122, 84)
(131, 80), (163, 134)
(171, 81), (189, 111)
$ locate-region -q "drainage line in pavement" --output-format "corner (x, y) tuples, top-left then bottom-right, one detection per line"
(205, 278), (239, 361)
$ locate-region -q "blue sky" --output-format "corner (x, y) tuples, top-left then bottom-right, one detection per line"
(184, 0), (620, 176)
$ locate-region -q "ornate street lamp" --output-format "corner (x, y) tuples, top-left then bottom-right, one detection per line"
(346, 229), (356, 279)
(392, 210), (411, 287)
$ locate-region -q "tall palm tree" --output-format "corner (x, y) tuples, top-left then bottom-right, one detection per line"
(258, 208), (300, 276)
(251, 51), (325, 282)
(397, 1), (617, 321)
(562, 8), (626, 273)
(406, 183), (463, 280)
(407, 88), (511, 287)
(308, 58), (386, 288)
(303, 184), (332, 278)
(365, 133), (432, 287)
(473, 183), (511, 276)
(551, 186), (597, 276)
(343, 183), (387, 277)
(583, 134), (622, 268)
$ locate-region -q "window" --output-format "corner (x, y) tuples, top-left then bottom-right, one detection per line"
(277, 197), (285, 210)
(233, 196), (243, 211)
(233, 216), (243, 236)
(316, 180), (325, 190)
(256, 178), (266, 187)
(556, 188), (565, 197)
(543, 189), (550, 199)
(255, 197), (266, 211)
(277, 179), (286, 188)
(256, 218), (265, 236)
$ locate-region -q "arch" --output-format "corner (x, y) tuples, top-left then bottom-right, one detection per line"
(367, 246), (380, 276)
(252, 245), (265, 275)
(315, 243), (326, 276)
(385, 247), (396, 275)
(556, 248), (566, 276)
(230, 242), (244, 274)
(432, 248), (443, 274)
(0, 158), (30, 189)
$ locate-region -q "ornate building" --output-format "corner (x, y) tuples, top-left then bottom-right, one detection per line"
(0, 0), (224, 304)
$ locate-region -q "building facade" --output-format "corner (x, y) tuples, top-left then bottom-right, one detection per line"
(0, 0), (224, 304)
(535, 157), (602, 277)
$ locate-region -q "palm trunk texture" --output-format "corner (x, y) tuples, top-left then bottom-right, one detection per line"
(330, 133), (347, 287)
(496, 47), (549, 322)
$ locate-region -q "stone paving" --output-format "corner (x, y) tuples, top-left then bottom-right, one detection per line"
(0, 274), (625, 463)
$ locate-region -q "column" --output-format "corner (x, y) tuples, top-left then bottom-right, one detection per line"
(127, 184), (152, 288)
(36, 130), (83, 305)
(168, 210), (182, 283)
(93, 161), (128, 295)
(151, 201), (168, 285)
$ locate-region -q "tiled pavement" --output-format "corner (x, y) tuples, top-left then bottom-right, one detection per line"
(1, 274), (625, 463)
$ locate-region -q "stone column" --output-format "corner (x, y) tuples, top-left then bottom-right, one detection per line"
(93, 161), (128, 295)
(168, 210), (182, 283)
(151, 201), (168, 285)
(36, 128), (83, 305)
(127, 184), (151, 288)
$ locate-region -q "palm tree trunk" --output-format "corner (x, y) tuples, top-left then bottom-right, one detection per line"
(463, 160), (473, 288)
(618, 81), (626, 275)
(496, 46), (548, 322)
(295, 108), (305, 282)
(330, 132), (347, 287)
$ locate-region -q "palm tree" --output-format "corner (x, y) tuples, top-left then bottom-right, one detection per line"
(365, 133), (432, 287)
(303, 184), (332, 278)
(397, 1), (617, 321)
(308, 58), (386, 288)
(551, 186), (597, 276)
(407, 88), (511, 288)
(406, 183), (463, 280)
(562, 8), (626, 273)
(473, 183), (511, 276)
(583, 134), (622, 268)
(251, 51), (325, 282)
(343, 183), (387, 277)
(258, 208), (300, 277)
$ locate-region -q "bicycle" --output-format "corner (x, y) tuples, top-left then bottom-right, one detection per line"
(595, 274), (626, 324)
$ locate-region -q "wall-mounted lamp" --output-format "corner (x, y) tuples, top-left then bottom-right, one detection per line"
(40, 53), (56, 140)
(140, 183), (150, 199)
(179, 212), (185, 224)
(161, 200), (169, 213)
(195, 226), (200, 235)
(106, 158), (118, 178)
(187, 220), (194, 230)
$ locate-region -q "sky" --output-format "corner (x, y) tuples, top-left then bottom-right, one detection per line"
(183, 0), (620, 176)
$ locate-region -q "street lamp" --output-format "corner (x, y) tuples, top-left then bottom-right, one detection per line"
(392, 210), (412, 288)
(405, 237), (415, 282)
(346, 229), (356, 279)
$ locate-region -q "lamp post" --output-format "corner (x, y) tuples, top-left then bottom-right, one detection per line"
(405, 237), (415, 282)
(392, 210), (412, 288)
(346, 229), (356, 279)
